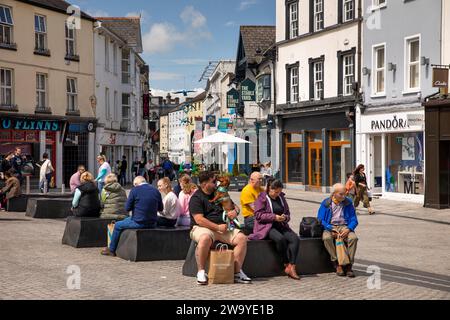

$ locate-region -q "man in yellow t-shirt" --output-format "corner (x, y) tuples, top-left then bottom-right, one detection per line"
(240, 172), (264, 234)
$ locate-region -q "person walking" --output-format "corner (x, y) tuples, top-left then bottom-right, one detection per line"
(95, 155), (111, 195)
(36, 153), (54, 193)
(353, 164), (375, 214)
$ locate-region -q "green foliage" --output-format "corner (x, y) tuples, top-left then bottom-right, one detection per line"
(232, 159), (239, 177)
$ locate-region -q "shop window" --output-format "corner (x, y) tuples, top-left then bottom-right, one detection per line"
(286, 132), (303, 143)
(285, 133), (303, 183)
(385, 132), (424, 195)
(309, 131), (322, 142)
(329, 130), (351, 185)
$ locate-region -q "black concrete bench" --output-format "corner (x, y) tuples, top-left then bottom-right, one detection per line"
(62, 216), (115, 248)
(6, 193), (72, 212)
(182, 237), (334, 278)
(25, 198), (72, 219)
(115, 227), (191, 262)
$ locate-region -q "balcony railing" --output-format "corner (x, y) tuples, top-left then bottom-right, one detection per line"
(35, 106), (52, 114)
(66, 108), (80, 116)
(0, 42), (17, 51)
(0, 104), (18, 112)
(65, 53), (80, 62)
(34, 47), (51, 56)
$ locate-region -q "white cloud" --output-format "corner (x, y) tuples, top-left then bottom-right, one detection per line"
(225, 21), (236, 27)
(180, 6), (206, 29)
(86, 9), (109, 17)
(143, 6), (211, 55)
(238, 0), (258, 11)
(151, 72), (183, 81)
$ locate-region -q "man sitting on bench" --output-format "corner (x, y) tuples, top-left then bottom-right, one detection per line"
(317, 183), (359, 278)
(101, 176), (163, 256)
(189, 171), (251, 285)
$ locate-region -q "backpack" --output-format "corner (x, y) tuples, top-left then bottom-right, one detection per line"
(299, 217), (323, 238)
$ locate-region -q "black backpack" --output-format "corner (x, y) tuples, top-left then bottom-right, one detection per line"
(299, 217), (323, 238)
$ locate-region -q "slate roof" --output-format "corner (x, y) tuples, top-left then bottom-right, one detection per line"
(95, 17), (143, 53)
(239, 26), (276, 64)
(16, 0), (94, 21)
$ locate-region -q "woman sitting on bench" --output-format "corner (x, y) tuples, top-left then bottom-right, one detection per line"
(71, 171), (101, 217)
(0, 169), (21, 210)
(249, 178), (300, 280)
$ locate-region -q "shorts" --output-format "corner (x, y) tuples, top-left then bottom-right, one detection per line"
(190, 225), (242, 244)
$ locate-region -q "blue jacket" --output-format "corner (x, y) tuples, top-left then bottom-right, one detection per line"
(317, 197), (358, 232)
(126, 183), (163, 225)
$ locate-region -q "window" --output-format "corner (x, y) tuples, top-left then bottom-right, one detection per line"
(256, 74), (271, 102)
(343, 54), (355, 96)
(105, 87), (110, 120)
(66, 78), (77, 112)
(289, 66), (299, 103)
(105, 37), (109, 71)
(113, 44), (118, 75)
(122, 49), (130, 84)
(314, 0), (324, 32)
(0, 68), (13, 106)
(0, 5), (13, 45)
(373, 0), (386, 7)
(289, 2), (298, 39)
(65, 23), (76, 56)
(122, 93), (130, 129)
(36, 73), (47, 109)
(314, 61), (324, 100)
(114, 90), (118, 120)
(406, 37), (420, 91)
(343, 0), (354, 22)
(373, 45), (385, 95)
(34, 15), (47, 51)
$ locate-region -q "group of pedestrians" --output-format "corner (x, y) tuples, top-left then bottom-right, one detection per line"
(345, 164), (375, 214)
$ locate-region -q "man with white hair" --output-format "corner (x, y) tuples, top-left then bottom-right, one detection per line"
(101, 176), (163, 256)
(317, 183), (359, 277)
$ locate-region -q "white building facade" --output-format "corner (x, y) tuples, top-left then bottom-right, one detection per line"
(168, 106), (187, 164)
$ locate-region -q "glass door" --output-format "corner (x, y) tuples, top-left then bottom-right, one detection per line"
(309, 145), (322, 187)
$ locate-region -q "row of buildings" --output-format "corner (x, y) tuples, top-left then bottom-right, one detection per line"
(151, 0), (450, 208)
(0, 0), (150, 186)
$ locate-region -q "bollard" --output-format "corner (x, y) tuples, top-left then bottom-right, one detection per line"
(61, 184), (65, 194)
(26, 175), (30, 194)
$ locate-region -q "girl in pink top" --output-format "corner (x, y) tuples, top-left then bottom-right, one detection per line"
(177, 175), (197, 226)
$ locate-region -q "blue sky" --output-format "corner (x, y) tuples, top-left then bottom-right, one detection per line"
(71, 0), (275, 93)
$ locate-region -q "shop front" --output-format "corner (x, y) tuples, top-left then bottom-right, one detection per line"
(282, 111), (354, 192)
(356, 108), (425, 203)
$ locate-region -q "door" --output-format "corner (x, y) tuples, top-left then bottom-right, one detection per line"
(309, 145), (322, 187)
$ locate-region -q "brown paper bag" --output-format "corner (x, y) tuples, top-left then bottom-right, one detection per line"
(107, 222), (115, 248)
(208, 244), (234, 284)
(336, 237), (350, 266)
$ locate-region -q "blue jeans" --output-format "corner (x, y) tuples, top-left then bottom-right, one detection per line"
(97, 181), (104, 195)
(39, 173), (52, 192)
(109, 217), (156, 253)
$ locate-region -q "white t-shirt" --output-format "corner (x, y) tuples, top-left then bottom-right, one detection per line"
(98, 162), (112, 182)
(39, 159), (54, 180)
(158, 191), (181, 220)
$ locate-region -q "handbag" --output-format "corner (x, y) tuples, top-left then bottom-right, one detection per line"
(107, 221), (115, 248)
(336, 237), (351, 266)
(299, 217), (323, 238)
(208, 244), (234, 284)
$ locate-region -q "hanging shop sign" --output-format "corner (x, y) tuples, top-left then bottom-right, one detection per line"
(432, 68), (449, 88)
(240, 78), (256, 102)
(206, 115), (216, 127)
(227, 88), (239, 108)
(143, 93), (150, 119)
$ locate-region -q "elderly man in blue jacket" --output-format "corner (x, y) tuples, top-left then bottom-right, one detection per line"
(317, 183), (358, 278)
(101, 175), (163, 256)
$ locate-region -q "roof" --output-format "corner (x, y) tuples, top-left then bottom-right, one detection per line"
(95, 17), (143, 53)
(190, 91), (206, 103)
(238, 26), (276, 64)
(16, 0), (94, 21)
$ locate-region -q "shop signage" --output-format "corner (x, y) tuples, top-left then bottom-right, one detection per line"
(227, 88), (239, 108)
(206, 115), (216, 127)
(143, 93), (150, 119)
(0, 118), (60, 131)
(218, 118), (232, 132)
(359, 112), (424, 134)
(240, 78), (256, 102)
(432, 68), (449, 88)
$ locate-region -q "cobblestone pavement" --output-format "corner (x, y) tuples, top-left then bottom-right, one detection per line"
(0, 189), (449, 300)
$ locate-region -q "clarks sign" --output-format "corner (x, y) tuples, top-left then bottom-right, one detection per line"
(0, 118), (60, 131)
(432, 68), (449, 88)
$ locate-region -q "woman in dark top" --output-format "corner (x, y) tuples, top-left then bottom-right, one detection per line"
(71, 171), (101, 217)
(353, 164), (374, 214)
(249, 178), (300, 280)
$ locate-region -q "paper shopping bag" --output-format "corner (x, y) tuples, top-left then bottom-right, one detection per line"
(107, 222), (115, 248)
(336, 237), (350, 266)
(208, 245), (234, 284)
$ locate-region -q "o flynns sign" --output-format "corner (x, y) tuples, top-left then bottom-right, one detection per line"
(359, 112), (424, 134)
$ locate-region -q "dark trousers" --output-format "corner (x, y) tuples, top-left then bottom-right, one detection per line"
(267, 226), (300, 265)
(157, 216), (177, 228)
(119, 172), (126, 186)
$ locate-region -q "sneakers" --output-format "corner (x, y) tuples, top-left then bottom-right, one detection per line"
(196, 270), (208, 285)
(234, 270), (252, 284)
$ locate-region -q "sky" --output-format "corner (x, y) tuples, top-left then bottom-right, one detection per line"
(70, 0), (275, 96)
